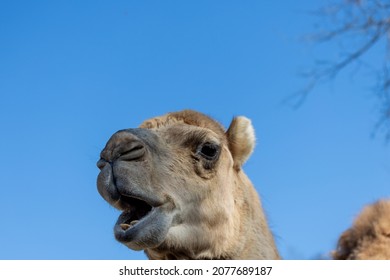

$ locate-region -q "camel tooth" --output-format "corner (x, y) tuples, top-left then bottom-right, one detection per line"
(120, 223), (131, 230)
(130, 220), (139, 226)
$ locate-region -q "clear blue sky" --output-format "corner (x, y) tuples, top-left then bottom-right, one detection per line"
(1, 0), (389, 260)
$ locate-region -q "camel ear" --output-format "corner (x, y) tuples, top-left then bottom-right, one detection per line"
(226, 116), (256, 170)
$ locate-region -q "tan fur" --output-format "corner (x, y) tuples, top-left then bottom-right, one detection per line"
(333, 200), (390, 260)
(97, 110), (280, 259)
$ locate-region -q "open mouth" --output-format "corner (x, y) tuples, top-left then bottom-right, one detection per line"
(117, 196), (153, 231)
(110, 190), (175, 250)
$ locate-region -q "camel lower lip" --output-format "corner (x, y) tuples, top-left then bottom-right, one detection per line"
(114, 207), (156, 246)
(113, 206), (173, 250)
(115, 208), (153, 234)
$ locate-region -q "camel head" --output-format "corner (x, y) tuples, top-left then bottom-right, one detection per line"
(97, 110), (279, 260)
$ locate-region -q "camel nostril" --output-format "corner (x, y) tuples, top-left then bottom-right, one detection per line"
(99, 129), (148, 164)
(118, 142), (145, 161)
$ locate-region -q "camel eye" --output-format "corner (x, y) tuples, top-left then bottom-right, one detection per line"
(198, 143), (219, 160)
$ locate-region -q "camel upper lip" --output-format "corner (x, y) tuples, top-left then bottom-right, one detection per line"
(97, 160), (163, 210)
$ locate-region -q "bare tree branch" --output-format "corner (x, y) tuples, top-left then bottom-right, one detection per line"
(297, 0), (390, 141)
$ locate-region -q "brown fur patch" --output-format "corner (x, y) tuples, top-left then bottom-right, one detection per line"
(140, 110), (226, 137)
(333, 200), (390, 260)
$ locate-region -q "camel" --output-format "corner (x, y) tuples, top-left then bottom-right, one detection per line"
(332, 199), (390, 260)
(97, 110), (280, 259)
